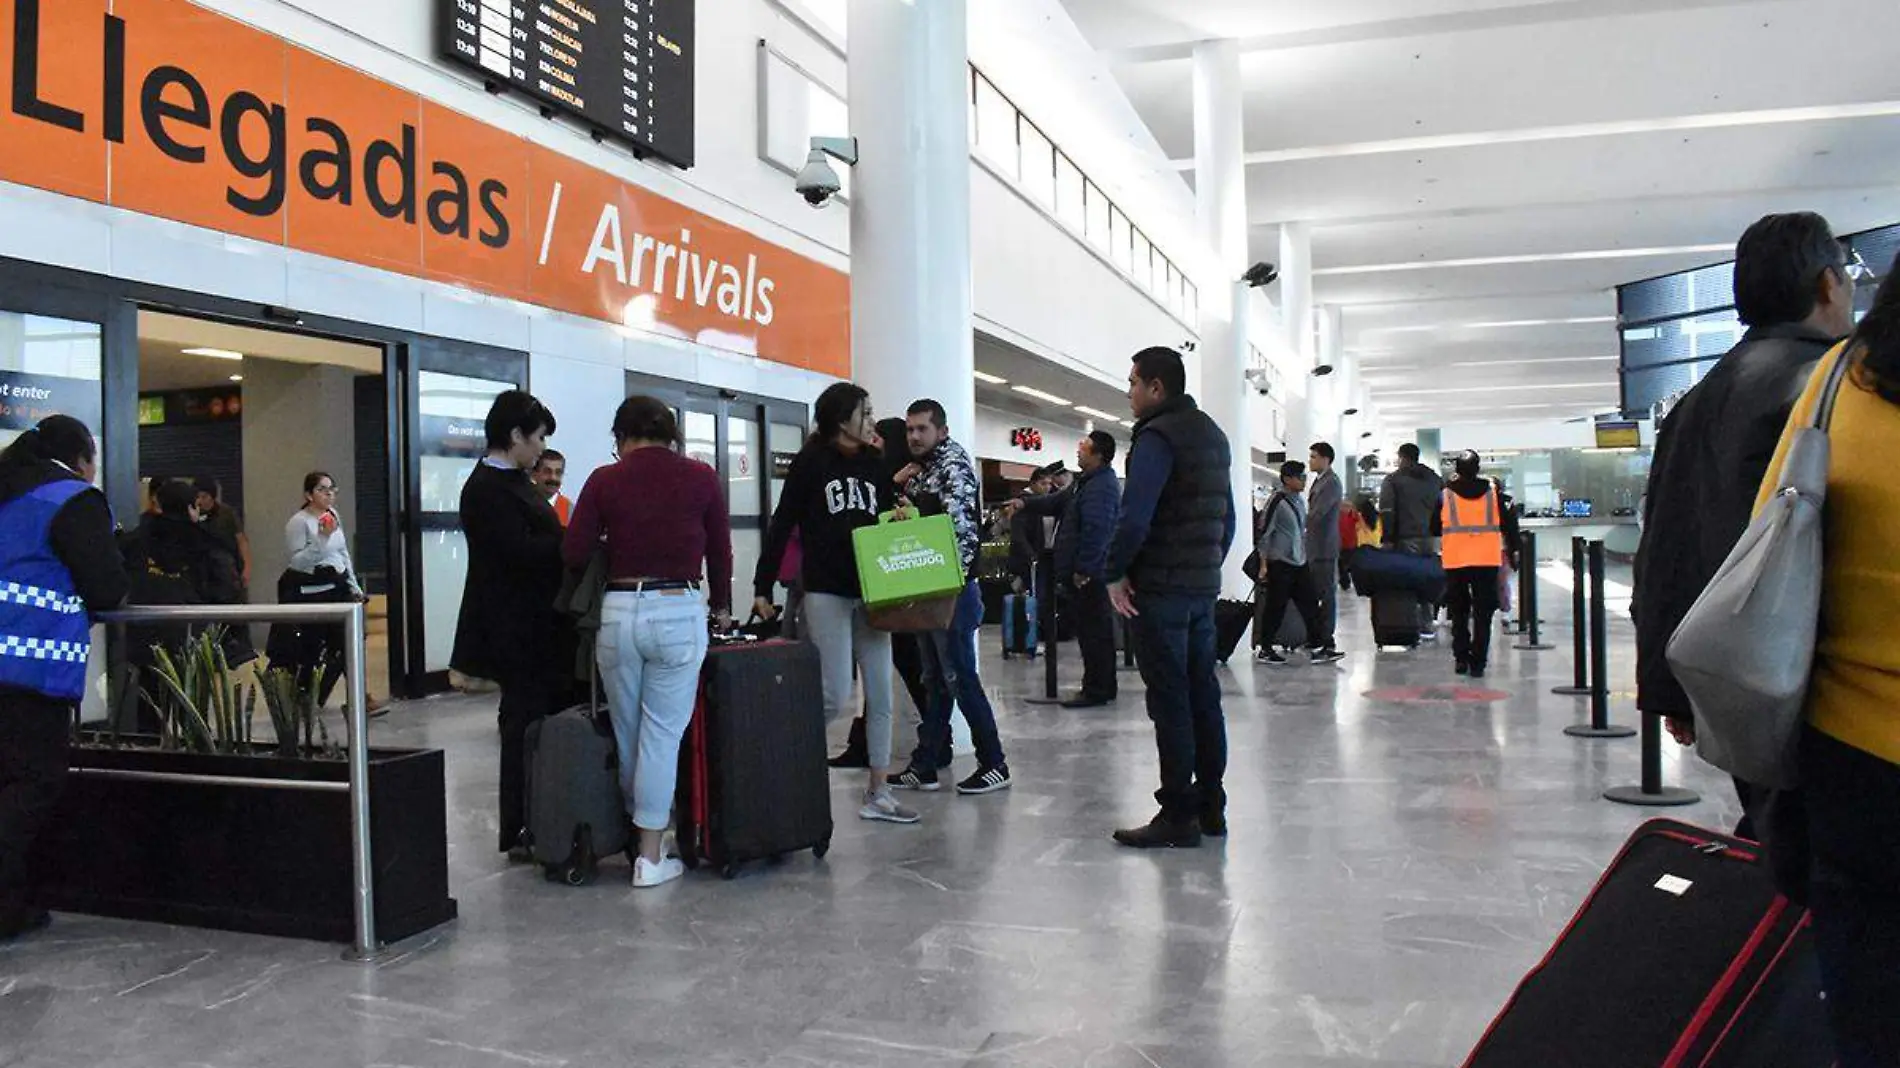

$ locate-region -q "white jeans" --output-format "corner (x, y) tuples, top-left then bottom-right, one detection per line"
(596, 589), (709, 831)
(802, 592), (894, 771)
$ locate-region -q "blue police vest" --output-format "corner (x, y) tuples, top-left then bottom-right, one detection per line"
(0, 478), (96, 701)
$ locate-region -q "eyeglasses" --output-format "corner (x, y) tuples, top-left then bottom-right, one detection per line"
(314, 484), (338, 494)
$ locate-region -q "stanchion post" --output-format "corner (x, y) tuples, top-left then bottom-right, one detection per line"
(1566, 540), (1636, 739)
(1605, 711), (1701, 807)
(1026, 550), (1064, 705)
(1553, 536), (1591, 695)
(1513, 531), (1554, 651)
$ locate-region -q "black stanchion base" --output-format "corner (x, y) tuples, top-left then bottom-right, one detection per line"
(1513, 641), (1556, 651)
(1603, 784), (1701, 807)
(1551, 685), (1592, 696)
(1565, 724), (1638, 739)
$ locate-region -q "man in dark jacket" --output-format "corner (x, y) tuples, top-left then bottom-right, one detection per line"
(1634, 212), (1859, 839)
(449, 390), (566, 860)
(1106, 347), (1236, 849)
(1306, 442), (1345, 654)
(1381, 442), (1444, 639)
(1007, 465), (1056, 593)
(1014, 431), (1123, 707)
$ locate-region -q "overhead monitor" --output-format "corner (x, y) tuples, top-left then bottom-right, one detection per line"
(439, 0), (696, 168)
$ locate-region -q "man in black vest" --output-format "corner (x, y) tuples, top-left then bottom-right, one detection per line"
(1106, 347), (1237, 848)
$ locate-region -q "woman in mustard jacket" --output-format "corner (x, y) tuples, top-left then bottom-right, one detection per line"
(1757, 262), (1900, 1067)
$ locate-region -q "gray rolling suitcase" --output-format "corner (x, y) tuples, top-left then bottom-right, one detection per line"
(524, 662), (629, 885)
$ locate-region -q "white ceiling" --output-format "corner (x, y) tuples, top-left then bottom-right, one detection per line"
(1057, 0), (1900, 423)
(137, 312), (382, 392)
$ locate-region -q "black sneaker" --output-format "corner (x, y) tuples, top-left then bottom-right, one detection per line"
(1199, 809), (1227, 838)
(1454, 661), (1470, 677)
(956, 764), (1011, 795)
(828, 745), (870, 769)
(1255, 648), (1289, 667)
(1113, 813), (1203, 849)
(887, 767), (941, 792)
(1060, 693), (1113, 708)
(1469, 665), (1487, 679)
(1309, 648), (1345, 666)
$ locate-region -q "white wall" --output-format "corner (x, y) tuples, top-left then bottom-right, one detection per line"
(971, 166), (1195, 388)
(241, 358), (360, 604)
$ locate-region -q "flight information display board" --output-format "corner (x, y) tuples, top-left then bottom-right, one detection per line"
(440, 0), (696, 168)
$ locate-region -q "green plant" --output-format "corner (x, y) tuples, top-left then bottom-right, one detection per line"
(257, 663), (333, 760)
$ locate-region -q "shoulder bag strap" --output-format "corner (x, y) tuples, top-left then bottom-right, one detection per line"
(1812, 346), (1858, 433)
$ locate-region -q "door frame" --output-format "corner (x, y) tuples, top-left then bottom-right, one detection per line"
(0, 254), (529, 699)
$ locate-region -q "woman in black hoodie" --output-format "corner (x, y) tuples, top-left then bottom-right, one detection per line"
(754, 384), (918, 826)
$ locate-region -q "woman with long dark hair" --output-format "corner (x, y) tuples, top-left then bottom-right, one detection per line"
(0, 416), (125, 941)
(266, 471), (367, 710)
(1757, 258), (1900, 1065)
(754, 383), (918, 825)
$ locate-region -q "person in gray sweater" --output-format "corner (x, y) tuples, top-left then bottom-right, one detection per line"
(1254, 461), (1344, 667)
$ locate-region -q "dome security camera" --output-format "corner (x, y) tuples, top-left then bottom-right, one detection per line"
(795, 136), (858, 209)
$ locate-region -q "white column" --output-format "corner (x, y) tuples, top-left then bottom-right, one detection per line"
(1316, 304), (1345, 453)
(1192, 40), (1252, 596)
(846, 0), (974, 436)
(1279, 222), (1314, 365)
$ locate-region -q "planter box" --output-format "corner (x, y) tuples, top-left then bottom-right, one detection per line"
(30, 742), (458, 945)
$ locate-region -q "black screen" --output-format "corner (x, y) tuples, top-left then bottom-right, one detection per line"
(439, 0), (696, 169)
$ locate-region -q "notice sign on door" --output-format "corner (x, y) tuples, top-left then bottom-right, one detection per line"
(0, 0), (847, 375)
(0, 371), (101, 432)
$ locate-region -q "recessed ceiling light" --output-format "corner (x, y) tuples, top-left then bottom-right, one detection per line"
(1012, 385), (1072, 406)
(182, 347), (245, 360)
(1076, 406), (1123, 422)
(1369, 317), (1615, 334)
(973, 370), (1008, 385)
(228, 374), (244, 382)
(1449, 356), (1621, 368)
(1316, 245), (1730, 276)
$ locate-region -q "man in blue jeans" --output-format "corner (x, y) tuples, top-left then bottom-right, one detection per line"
(887, 399), (1011, 795)
(1107, 347), (1236, 848)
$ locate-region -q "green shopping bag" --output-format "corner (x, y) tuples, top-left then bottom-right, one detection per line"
(852, 511), (966, 611)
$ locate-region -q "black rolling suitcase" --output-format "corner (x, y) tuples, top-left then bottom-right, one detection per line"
(1214, 594), (1255, 664)
(1371, 590), (1422, 648)
(677, 639), (833, 879)
(1463, 819), (1835, 1068)
(524, 661), (629, 886)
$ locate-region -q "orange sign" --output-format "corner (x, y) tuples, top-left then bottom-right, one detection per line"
(0, 0), (849, 375)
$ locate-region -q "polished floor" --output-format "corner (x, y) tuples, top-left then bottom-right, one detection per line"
(1, 573), (1745, 1068)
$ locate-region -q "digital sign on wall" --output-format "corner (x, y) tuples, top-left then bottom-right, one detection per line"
(439, 0), (696, 168)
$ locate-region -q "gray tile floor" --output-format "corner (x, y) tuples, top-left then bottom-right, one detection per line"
(1, 576), (1744, 1067)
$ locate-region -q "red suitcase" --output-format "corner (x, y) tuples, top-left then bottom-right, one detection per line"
(1464, 819), (1835, 1068)
(676, 639), (832, 879)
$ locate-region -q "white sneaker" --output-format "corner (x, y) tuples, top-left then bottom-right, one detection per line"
(860, 788), (921, 824)
(632, 855), (686, 888)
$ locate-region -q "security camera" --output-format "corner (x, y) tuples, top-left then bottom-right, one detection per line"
(1242, 262), (1279, 288)
(795, 136), (858, 209)
(1244, 367), (1272, 396)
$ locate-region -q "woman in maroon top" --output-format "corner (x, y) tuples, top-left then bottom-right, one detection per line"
(564, 396), (732, 889)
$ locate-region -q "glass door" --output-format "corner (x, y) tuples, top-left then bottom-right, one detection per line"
(0, 269), (127, 723)
(402, 341), (527, 694)
(624, 374), (809, 611)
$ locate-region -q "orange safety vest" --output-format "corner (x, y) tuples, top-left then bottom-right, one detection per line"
(1439, 484), (1503, 570)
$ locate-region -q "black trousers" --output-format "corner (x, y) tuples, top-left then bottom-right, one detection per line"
(497, 666), (560, 853)
(0, 687), (72, 922)
(1256, 561), (1326, 652)
(1130, 592), (1224, 822)
(1066, 579), (1119, 700)
(1801, 727), (1900, 1067)
(1445, 566), (1500, 670)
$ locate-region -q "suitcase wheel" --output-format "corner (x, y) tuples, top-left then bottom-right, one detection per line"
(720, 861), (740, 880)
(812, 839), (830, 860)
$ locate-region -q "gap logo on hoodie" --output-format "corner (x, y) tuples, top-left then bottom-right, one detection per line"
(824, 477), (882, 516)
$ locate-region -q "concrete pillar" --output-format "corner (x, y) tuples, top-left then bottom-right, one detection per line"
(1316, 304), (1345, 454)
(1192, 40), (1252, 596)
(846, 0), (974, 437)
(1279, 222), (1314, 366)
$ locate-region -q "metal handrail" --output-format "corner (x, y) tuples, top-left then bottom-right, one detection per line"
(94, 602), (380, 961)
